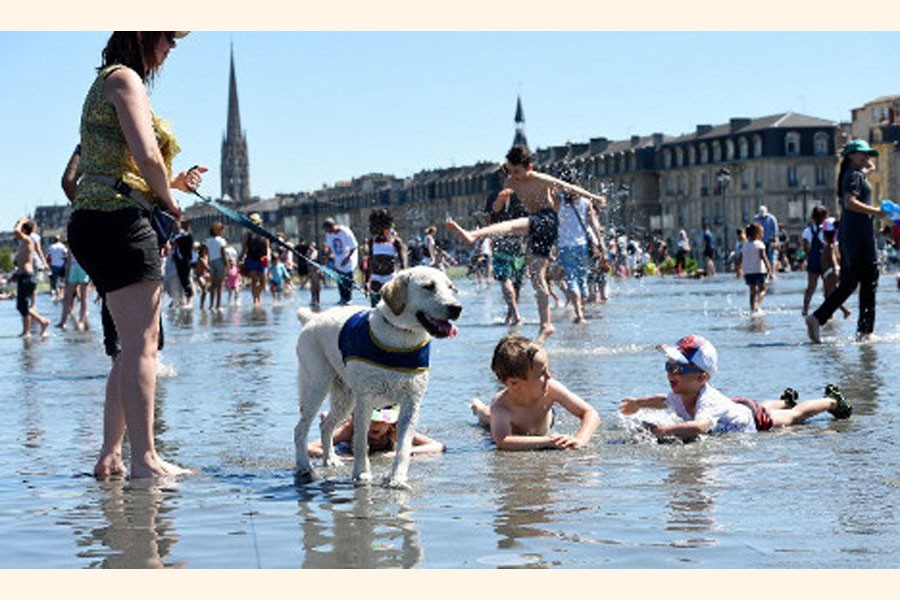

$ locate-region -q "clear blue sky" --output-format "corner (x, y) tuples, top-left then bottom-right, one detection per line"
(1, 31), (898, 229)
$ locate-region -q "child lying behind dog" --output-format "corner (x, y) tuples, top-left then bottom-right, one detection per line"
(307, 406), (445, 458)
(619, 334), (852, 442)
(470, 334), (600, 451)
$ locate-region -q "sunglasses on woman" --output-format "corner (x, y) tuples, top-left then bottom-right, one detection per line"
(664, 362), (705, 375)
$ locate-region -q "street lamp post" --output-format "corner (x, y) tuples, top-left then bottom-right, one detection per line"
(716, 167), (732, 269)
(799, 181), (810, 223)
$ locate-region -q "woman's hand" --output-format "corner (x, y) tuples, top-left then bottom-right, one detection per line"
(171, 165), (208, 193)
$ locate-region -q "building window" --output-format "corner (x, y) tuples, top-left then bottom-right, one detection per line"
(701, 173), (709, 196)
(753, 135), (763, 157)
(712, 140), (722, 163)
(741, 169), (749, 190)
(688, 145), (696, 165)
(813, 132), (829, 156)
(726, 139), (735, 161)
(678, 175), (685, 195)
(785, 131), (801, 156)
(675, 147), (683, 167)
(816, 165), (828, 186)
(787, 166), (798, 187)
(755, 167), (764, 189)
(739, 137), (749, 159)
(663, 149), (672, 169)
(699, 143), (708, 164)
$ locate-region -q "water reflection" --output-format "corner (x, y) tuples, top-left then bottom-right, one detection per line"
(297, 482), (422, 568)
(662, 454), (718, 548)
(74, 479), (183, 568)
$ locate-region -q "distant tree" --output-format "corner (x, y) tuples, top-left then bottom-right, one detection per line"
(0, 247), (13, 272)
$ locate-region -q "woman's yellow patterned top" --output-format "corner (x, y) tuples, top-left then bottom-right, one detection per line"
(73, 64), (181, 212)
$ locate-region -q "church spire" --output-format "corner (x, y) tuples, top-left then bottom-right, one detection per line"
(512, 95), (529, 150)
(221, 43), (251, 203)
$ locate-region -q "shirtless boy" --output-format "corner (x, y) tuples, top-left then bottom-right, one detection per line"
(13, 219), (51, 338)
(445, 145), (606, 344)
(471, 334), (600, 450)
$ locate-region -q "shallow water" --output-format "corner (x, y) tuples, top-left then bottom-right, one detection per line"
(1, 272), (898, 568)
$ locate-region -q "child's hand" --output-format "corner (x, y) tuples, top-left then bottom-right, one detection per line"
(619, 398), (640, 414)
(547, 434), (582, 449)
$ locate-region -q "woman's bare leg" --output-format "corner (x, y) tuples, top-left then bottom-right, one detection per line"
(104, 280), (190, 478)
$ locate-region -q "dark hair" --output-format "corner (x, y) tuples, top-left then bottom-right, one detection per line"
(368, 207), (394, 235)
(100, 32), (170, 83)
(21, 220), (34, 235)
(745, 222), (763, 239)
(836, 155), (853, 200)
(505, 144), (532, 168)
(491, 334), (541, 382)
(811, 205), (828, 223)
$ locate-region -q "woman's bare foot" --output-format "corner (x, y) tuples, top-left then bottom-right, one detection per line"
(535, 323), (556, 346)
(444, 218), (476, 245)
(130, 457), (194, 479)
(841, 307), (852, 319)
(94, 453), (126, 479)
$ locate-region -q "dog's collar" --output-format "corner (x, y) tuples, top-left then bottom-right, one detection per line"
(339, 310), (430, 373)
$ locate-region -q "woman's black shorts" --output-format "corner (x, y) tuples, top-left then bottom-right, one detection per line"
(68, 208), (162, 295)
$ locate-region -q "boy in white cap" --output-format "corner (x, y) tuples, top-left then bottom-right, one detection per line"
(619, 334), (852, 441)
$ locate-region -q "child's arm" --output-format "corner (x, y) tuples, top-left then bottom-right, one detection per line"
(759, 246), (773, 276)
(489, 403), (566, 451)
(647, 419), (710, 442)
(619, 394), (667, 414)
(533, 171), (607, 205)
(550, 380), (600, 448)
(410, 432), (445, 455)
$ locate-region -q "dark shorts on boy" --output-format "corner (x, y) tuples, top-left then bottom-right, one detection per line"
(743, 272), (767, 287)
(528, 208), (559, 258)
(731, 397), (773, 432)
(68, 208), (162, 295)
(15, 273), (36, 317)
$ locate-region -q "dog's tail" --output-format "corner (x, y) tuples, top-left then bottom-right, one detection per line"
(296, 307), (316, 326)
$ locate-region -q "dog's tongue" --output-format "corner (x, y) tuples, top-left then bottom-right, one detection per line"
(448, 323), (458, 339)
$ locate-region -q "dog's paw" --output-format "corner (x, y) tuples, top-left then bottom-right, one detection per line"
(294, 469), (316, 486)
(323, 457), (341, 469)
(352, 472), (373, 486)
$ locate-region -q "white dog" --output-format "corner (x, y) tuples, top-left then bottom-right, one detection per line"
(294, 266), (462, 488)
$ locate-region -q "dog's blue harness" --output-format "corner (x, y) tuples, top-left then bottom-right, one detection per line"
(338, 310), (430, 373)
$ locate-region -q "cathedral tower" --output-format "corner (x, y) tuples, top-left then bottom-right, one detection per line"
(221, 44), (251, 203)
(512, 95), (529, 150)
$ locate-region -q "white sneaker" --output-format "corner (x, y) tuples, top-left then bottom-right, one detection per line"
(805, 314), (821, 344)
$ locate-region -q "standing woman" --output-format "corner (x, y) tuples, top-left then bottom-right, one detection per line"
(806, 140), (887, 343)
(556, 167), (601, 324)
(67, 32), (207, 478)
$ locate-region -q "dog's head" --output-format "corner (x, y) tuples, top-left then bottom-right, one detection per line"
(379, 266), (462, 338)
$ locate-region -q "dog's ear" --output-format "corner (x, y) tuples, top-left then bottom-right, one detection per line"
(380, 272), (408, 316)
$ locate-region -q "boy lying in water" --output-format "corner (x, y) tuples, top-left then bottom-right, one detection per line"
(471, 334), (600, 450)
(619, 334), (852, 441)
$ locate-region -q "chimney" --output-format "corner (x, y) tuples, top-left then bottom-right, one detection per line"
(590, 137), (609, 154)
(651, 132), (664, 146)
(570, 142), (589, 157)
(696, 124), (713, 136)
(729, 118), (751, 132)
(550, 145), (569, 162)
(630, 135), (641, 147)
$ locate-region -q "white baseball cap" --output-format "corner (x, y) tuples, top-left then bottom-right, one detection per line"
(657, 334), (718, 376)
